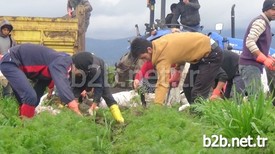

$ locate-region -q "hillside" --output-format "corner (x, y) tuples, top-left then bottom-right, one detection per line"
(86, 37), (132, 66)
(85, 28), (275, 66)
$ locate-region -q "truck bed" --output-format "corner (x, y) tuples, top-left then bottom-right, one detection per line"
(0, 16), (79, 55)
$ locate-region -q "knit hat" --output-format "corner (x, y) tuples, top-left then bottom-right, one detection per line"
(72, 52), (94, 72)
(1, 24), (13, 32)
(262, 0), (275, 12)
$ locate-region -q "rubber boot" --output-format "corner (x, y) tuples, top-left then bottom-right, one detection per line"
(20, 104), (35, 118)
(110, 104), (124, 123)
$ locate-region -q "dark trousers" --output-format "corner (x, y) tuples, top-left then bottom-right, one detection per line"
(223, 75), (245, 98)
(1, 62), (51, 106)
(183, 45), (223, 104)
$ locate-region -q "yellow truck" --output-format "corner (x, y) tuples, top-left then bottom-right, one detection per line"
(0, 8), (86, 55)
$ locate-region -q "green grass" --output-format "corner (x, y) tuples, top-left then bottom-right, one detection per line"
(194, 92), (275, 138)
(1, 93), (275, 153)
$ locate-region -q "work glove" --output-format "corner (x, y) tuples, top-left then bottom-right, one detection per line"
(67, 100), (82, 115)
(209, 88), (222, 101)
(256, 52), (275, 70)
(110, 104), (124, 123)
(169, 70), (181, 88)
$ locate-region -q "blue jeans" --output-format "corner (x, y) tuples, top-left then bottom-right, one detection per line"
(182, 24), (202, 32)
(239, 65), (262, 96)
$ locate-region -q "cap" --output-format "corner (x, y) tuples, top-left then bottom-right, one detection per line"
(262, 0), (275, 12)
(72, 52), (94, 72)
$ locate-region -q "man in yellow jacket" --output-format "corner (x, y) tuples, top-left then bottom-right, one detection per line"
(130, 32), (223, 104)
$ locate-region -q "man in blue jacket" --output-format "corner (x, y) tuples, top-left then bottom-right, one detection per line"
(0, 43), (82, 118)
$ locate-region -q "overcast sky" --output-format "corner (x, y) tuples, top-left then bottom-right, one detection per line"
(0, 0), (273, 40)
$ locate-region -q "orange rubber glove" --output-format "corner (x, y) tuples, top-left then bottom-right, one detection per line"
(67, 100), (82, 115)
(169, 70), (181, 88)
(256, 53), (275, 70)
(210, 88), (222, 101)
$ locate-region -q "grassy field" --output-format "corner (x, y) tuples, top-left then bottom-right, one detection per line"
(1, 92), (275, 153)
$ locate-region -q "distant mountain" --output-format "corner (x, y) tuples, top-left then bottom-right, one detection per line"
(203, 28), (246, 39)
(86, 28), (275, 66)
(86, 37), (132, 66)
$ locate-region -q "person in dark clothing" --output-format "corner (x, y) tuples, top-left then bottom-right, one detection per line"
(67, 0), (93, 32)
(165, 3), (180, 28)
(0, 43), (82, 118)
(71, 52), (124, 123)
(210, 51), (245, 100)
(0, 19), (16, 98)
(171, 0), (201, 32)
(67, 0), (92, 52)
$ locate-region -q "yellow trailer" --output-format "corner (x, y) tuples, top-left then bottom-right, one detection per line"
(0, 16), (80, 55)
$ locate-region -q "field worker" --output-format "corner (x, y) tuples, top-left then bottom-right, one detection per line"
(130, 32), (223, 105)
(0, 19), (16, 97)
(0, 43), (82, 118)
(210, 51), (245, 100)
(171, 0), (201, 32)
(165, 3), (180, 28)
(67, 0), (92, 32)
(239, 0), (275, 96)
(71, 52), (124, 123)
